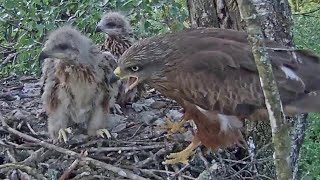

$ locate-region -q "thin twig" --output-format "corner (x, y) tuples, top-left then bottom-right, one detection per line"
(4, 140), (38, 150)
(0, 52), (17, 69)
(89, 143), (171, 153)
(138, 169), (164, 180)
(70, 172), (91, 180)
(59, 151), (88, 180)
(22, 147), (45, 165)
(0, 163), (47, 180)
(26, 122), (38, 135)
(171, 164), (186, 180)
(6, 150), (17, 163)
(136, 148), (167, 167)
(1, 118), (149, 180)
(142, 168), (196, 180)
(293, 7), (320, 15)
(127, 123), (144, 140)
(197, 150), (209, 168)
(0, 138), (37, 150)
(170, 164), (190, 179)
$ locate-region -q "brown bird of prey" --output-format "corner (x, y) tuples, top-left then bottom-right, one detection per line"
(39, 26), (118, 143)
(110, 27), (320, 164)
(95, 11), (145, 108)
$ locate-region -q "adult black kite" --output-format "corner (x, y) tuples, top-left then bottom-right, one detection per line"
(110, 27), (320, 164)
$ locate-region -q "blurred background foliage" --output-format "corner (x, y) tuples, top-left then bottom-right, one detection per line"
(291, 1), (320, 179)
(0, 0), (189, 77)
(0, 0), (320, 178)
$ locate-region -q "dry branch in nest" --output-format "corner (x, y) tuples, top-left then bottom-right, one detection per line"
(1, 117), (149, 180)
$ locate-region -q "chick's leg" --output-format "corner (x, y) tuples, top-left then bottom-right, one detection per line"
(109, 82), (123, 114)
(87, 106), (111, 139)
(160, 115), (188, 134)
(57, 127), (72, 143)
(112, 103), (123, 114)
(96, 128), (112, 139)
(163, 136), (201, 164)
(47, 110), (70, 143)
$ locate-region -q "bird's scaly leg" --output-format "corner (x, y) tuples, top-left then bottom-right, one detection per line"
(57, 127), (72, 143)
(88, 106), (112, 139)
(163, 137), (201, 164)
(160, 116), (187, 134)
(112, 103), (123, 114)
(96, 128), (112, 139)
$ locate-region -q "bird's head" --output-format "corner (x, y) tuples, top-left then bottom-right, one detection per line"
(39, 26), (92, 64)
(109, 36), (174, 93)
(95, 12), (131, 36)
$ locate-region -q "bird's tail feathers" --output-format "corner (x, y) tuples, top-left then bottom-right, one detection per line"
(285, 91), (320, 116)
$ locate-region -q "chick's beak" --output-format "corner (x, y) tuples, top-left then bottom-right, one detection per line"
(38, 51), (49, 62)
(109, 67), (121, 84)
(95, 26), (102, 33)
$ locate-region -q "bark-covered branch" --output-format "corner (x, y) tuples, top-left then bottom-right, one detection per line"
(236, 0), (293, 179)
(187, 0), (219, 27)
(251, 0), (307, 178)
(291, 113), (308, 180)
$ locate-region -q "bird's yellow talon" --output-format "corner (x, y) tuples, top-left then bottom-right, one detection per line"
(113, 104), (123, 114)
(57, 127), (72, 143)
(162, 147), (194, 165)
(163, 140), (199, 165)
(160, 117), (187, 134)
(96, 129), (112, 139)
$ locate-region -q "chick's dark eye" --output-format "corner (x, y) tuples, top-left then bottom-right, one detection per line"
(130, 66), (140, 72)
(57, 43), (69, 50)
(106, 22), (116, 27)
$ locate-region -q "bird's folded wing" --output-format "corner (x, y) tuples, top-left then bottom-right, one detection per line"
(169, 48), (307, 113)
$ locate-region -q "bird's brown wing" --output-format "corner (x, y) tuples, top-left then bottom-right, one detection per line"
(39, 69), (47, 96)
(40, 58), (60, 113)
(166, 42), (307, 116)
(91, 45), (117, 75)
(94, 49), (120, 111)
(39, 58), (54, 95)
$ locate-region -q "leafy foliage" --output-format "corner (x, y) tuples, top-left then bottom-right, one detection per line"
(293, 15), (320, 52)
(292, 4), (320, 179)
(297, 114), (320, 180)
(0, 0), (189, 77)
(290, 0), (320, 12)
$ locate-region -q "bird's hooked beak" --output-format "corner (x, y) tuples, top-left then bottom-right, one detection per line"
(110, 67), (140, 93)
(38, 51), (50, 62)
(95, 26), (102, 33)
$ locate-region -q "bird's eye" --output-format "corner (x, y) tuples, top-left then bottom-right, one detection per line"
(130, 66), (140, 72)
(106, 22), (116, 27)
(57, 43), (69, 50)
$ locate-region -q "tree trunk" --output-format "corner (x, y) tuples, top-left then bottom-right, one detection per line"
(236, 0), (293, 179)
(216, 0), (243, 29)
(187, 0), (220, 27)
(187, 0), (243, 29)
(290, 113), (308, 180)
(252, 1), (307, 179)
(252, 0), (295, 47)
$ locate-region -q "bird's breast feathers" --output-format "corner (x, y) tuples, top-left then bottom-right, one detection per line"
(55, 61), (105, 105)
